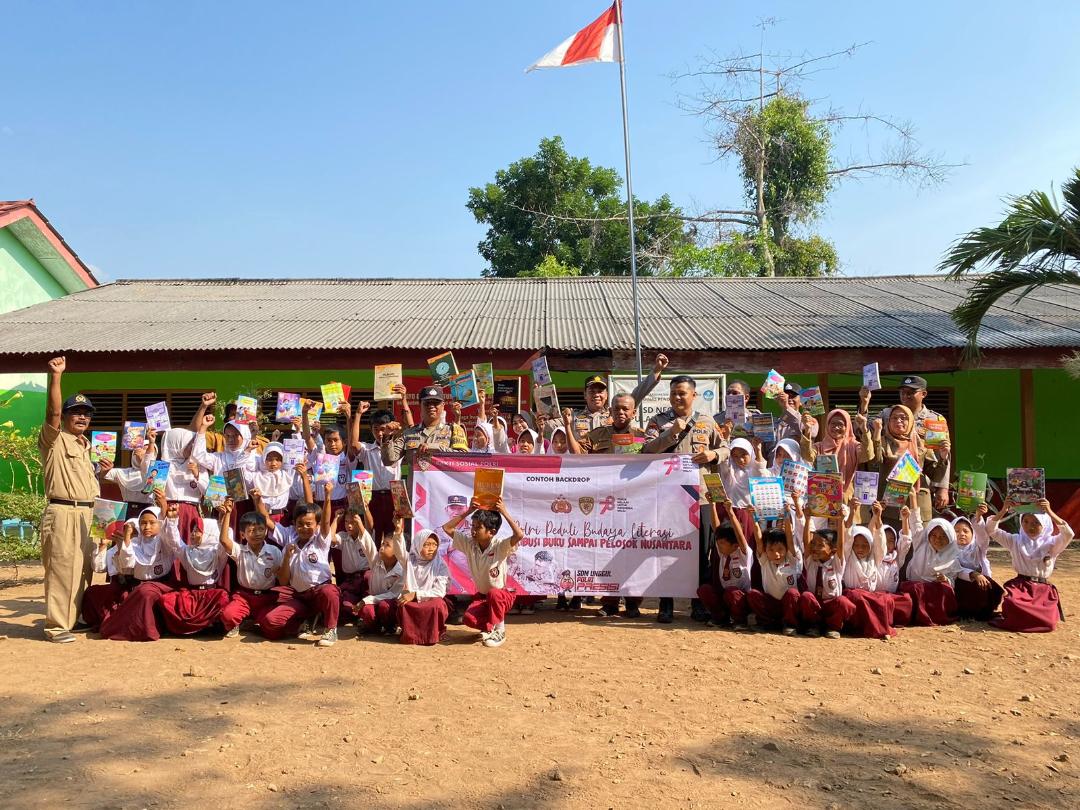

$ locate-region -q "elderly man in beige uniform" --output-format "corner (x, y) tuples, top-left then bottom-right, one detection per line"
(38, 356), (100, 643)
(569, 354), (669, 440)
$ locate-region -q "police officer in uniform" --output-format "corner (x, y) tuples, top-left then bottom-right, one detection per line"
(642, 375), (729, 624)
(38, 356), (100, 643)
(569, 354), (669, 441)
(381, 385), (469, 473)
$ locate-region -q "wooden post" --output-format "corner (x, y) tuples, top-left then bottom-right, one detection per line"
(1019, 369), (1036, 467)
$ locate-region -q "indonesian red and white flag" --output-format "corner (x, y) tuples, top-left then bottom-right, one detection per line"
(526, 1), (622, 72)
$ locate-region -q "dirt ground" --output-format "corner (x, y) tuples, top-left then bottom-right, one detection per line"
(1, 550), (1078, 810)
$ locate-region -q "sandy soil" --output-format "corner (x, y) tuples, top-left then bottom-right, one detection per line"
(1, 550), (1079, 810)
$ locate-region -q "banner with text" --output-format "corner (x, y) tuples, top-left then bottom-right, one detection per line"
(413, 453), (701, 597)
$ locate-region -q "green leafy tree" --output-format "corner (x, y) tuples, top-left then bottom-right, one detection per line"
(519, 254), (581, 278)
(941, 167), (1080, 355)
(467, 136), (689, 277)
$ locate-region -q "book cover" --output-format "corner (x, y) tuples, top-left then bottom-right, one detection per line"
(956, 471), (988, 513)
(612, 433), (645, 454)
(760, 369), (785, 399)
(275, 392), (301, 422)
(144, 401), (171, 432)
(751, 413), (775, 442)
(701, 472), (728, 504)
(749, 476), (786, 520)
(472, 363), (495, 397)
(923, 418), (950, 448)
(233, 394), (258, 424)
(724, 393), (745, 425)
(390, 479), (413, 518)
(882, 479), (913, 508)
(223, 468), (247, 501)
(863, 362), (881, 392)
(373, 364), (403, 401)
(205, 475), (228, 508)
(90, 431), (118, 464)
(349, 470), (374, 505)
(1007, 467), (1045, 513)
(853, 471), (880, 505)
(122, 421), (147, 450)
(888, 451), (922, 485)
(780, 458), (810, 497)
(494, 376), (521, 414)
(531, 355), (552, 386)
(427, 351), (458, 386)
(142, 460), (170, 494)
(814, 453), (840, 475)
(806, 472), (844, 518)
(533, 383), (560, 419)
(449, 370), (479, 408)
(300, 398), (324, 423)
(283, 438), (306, 470)
(473, 467), (505, 509)
(800, 386), (825, 416)
(313, 453), (341, 485)
(320, 382), (349, 415)
(91, 498), (127, 540)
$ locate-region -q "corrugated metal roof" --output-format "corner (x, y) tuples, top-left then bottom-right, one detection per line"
(0, 275), (1077, 355)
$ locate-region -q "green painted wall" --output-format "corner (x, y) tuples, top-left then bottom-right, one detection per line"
(0, 228), (67, 314)
(1033, 368), (1080, 478)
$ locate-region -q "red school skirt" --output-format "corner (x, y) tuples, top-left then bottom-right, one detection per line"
(843, 588), (913, 639)
(989, 576), (1062, 633)
(898, 580), (957, 627)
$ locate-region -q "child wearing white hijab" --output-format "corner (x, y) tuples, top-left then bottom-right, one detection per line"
(951, 505), (1004, 620)
(838, 501), (909, 638)
(100, 505), (177, 641)
(246, 442), (306, 521)
(158, 427), (208, 541)
(191, 419), (258, 476)
(397, 529), (452, 645)
(986, 497), (1073, 633)
(897, 513), (977, 626)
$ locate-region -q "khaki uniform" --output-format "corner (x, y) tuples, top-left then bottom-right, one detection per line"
(642, 409), (729, 462)
(578, 424), (646, 454)
(38, 422), (99, 638)
(572, 374), (661, 440)
(382, 422), (468, 473)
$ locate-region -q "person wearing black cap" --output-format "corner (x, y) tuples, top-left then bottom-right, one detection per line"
(858, 375), (951, 520)
(775, 381), (818, 444)
(381, 386), (469, 473)
(569, 354), (669, 441)
(38, 356), (101, 643)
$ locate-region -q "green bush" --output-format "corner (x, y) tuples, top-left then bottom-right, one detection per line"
(0, 490), (45, 563)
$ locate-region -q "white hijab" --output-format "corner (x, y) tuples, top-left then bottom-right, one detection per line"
(1015, 512), (1057, 556)
(183, 518), (224, 577)
(471, 422), (495, 454)
(907, 517), (961, 583)
(248, 442), (291, 498)
(843, 526), (880, 590)
(952, 516), (982, 571)
(219, 420), (253, 468)
(770, 438), (802, 476)
(515, 428), (541, 455)
(161, 428), (194, 463)
(406, 531), (450, 593)
(129, 506), (166, 566)
(549, 426), (568, 455)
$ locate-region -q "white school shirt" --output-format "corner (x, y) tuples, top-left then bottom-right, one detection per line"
(190, 433), (258, 477)
(717, 545), (753, 591)
(335, 529), (372, 575)
(309, 449), (352, 501)
(93, 544), (130, 577)
(879, 533), (912, 594)
(230, 541), (284, 591)
(162, 518), (230, 586)
(161, 462), (208, 504)
(956, 518), (993, 578)
(718, 456), (769, 508)
(105, 466), (152, 504)
(244, 469), (298, 511)
(355, 442), (401, 491)
(804, 555), (844, 602)
(842, 528), (887, 592)
(348, 530), (405, 601)
(986, 519), (1074, 580)
(760, 554), (802, 600)
(117, 533), (176, 581)
(273, 525), (332, 592)
(451, 530), (515, 593)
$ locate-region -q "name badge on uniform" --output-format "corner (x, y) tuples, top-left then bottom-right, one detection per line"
(488, 565), (501, 579)
(306, 551), (318, 564)
(264, 567), (273, 578)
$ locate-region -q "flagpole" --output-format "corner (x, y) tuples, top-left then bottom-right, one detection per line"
(613, 0), (644, 387)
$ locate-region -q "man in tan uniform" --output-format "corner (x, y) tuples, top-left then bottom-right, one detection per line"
(569, 354), (669, 440)
(39, 356), (100, 643)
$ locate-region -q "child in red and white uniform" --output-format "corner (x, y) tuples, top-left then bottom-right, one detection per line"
(440, 496), (525, 648)
(746, 510), (802, 635)
(349, 397), (407, 544)
(220, 509), (285, 638)
(158, 428), (209, 541)
(332, 506), (375, 624)
(718, 437), (768, 562)
(99, 506), (176, 641)
(697, 500), (753, 629)
(987, 497), (1073, 633)
(340, 512), (404, 636)
(262, 494), (340, 647)
(840, 501), (909, 638)
(898, 514), (969, 627)
(246, 443), (306, 524)
(397, 529), (452, 646)
(952, 506), (1005, 620)
(157, 495), (232, 635)
(796, 506), (855, 638)
(83, 520), (135, 630)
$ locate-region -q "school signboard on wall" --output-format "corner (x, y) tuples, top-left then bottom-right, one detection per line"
(608, 374), (726, 424)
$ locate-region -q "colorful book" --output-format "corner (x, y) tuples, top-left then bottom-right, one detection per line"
(760, 369), (785, 399)
(751, 413), (775, 443)
(300, 398), (324, 423)
(390, 479), (413, 518)
(923, 418), (950, 448)
(320, 382), (350, 415)
(275, 392), (301, 422)
(473, 467), (505, 510)
(223, 468), (247, 501)
(749, 476), (786, 520)
(956, 471), (988, 513)
(533, 383), (560, 419)
(862, 362), (881, 392)
(427, 351), (458, 386)
(882, 479), (913, 508)
(531, 355), (552, 386)
(806, 472), (844, 518)
(701, 472), (728, 504)
(494, 376), (521, 414)
(283, 438), (306, 470)
(232, 395), (257, 424)
(373, 364), (403, 401)
(612, 433), (645, 454)
(449, 370), (479, 408)
(90, 431), (118, 464)
(142, 460), (170, 495)
(91, 498), (127, 540)
(888, 451), (922, 485)
(853, 471), (880, 505)
(472, 363), (495, 397)
(780, 459), (810, 497)
(349, 470), (374, 505)
(122, 421), (147, 451)
(313, 453), (341, 485)
(1006, 467), (1045, 513)
(800, 386), (825, 417)
(814, 453), (839, 475)
(724, 393), (745, 425)
(144, 401), (171, 432)
(205, 475), (228, 508)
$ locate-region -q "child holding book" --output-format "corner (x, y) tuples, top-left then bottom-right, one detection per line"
(797, 508), (855, 638)
(83, 521), (135, 630)
(839, 501), (906, 638)
(898, 515), (965, 626)
(350, 401), (406, 543)
(398, 529), (452, 645)
(441, 496), (525, 648)
(330, 506), (376, 626)
(157, 494), (232, 636)
(986, 498), (1073, 633)
(952, 506), (1004, 620)
(346, 517), (406, 637)
(157, 427), (208, 541)
(697, 501), (753, 629)
(219, 510), (285, 638)
(745, 511), (802, 635)
(99, 506), (176, 641)
(246, 443), (305, 523)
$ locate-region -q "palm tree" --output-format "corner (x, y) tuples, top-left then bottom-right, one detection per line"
(940, 167), (1080, 360)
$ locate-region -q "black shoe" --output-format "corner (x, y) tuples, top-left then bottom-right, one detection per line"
(446, 610), (464, 626)
(624, 606), (642, 619)
(600, 606), (619, 618)
(557, 593), (569, 611)
(657, 608), (674, 624)
(690, 605), (710, 623)
(569, 596), (582, 610)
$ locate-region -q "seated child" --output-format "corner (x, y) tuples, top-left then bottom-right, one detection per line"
(840, 501), (906, 638)
(157, 495), (232, 635)
(332, 506), (375, 625)
(746, 511), (802, 635)
(898, 505), (966, 627)
(83, 519), (135, 630)
(397, 529), (452, 646)
(99, 506), (176, 642)
(345, 515), (405, 637)
(796, 505), (855, 638)
(952, 504), (1005, 620)
(219, 509), (285, 638)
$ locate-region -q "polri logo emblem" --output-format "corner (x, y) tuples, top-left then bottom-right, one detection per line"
(550, 496), (572, 515)
(578, 496), (595, 515)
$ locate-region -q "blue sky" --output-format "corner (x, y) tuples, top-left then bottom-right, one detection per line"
(3, 1), (1078, 281)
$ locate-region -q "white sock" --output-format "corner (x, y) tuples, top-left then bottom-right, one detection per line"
(496, 621), (505, 633)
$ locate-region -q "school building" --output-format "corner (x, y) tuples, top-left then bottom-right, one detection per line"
(0, 274), (1078, 515)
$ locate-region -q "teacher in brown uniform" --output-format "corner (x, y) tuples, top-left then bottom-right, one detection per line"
(39, 356), (100, 643)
